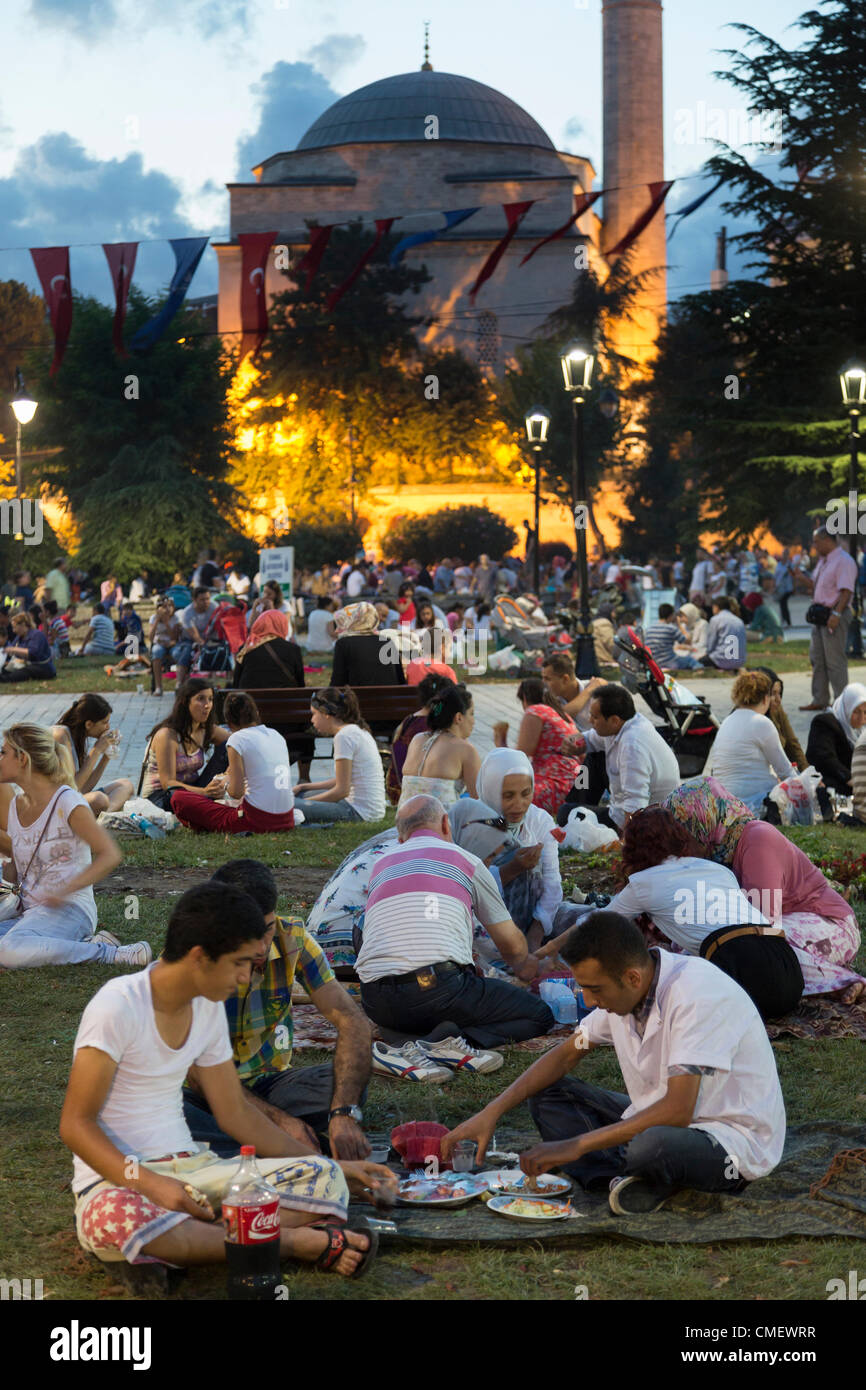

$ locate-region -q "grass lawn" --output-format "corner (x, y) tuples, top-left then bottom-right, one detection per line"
(1, 817), (865, 1302)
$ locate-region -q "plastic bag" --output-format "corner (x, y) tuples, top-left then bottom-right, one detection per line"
(559, 807), (619, 852)
(486, 644), (519, 672)
(122, 797), (179, 831)
(767, 764), (822, 826)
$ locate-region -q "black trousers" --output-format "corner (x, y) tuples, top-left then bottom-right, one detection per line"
(701, 927), (804, 1021)
(183, 1063), (351, 1156)
(361, 963), (554, 1049)
(528, 1076), (748, 1196)
(778, 594), (792, 626)
(556, 751), (609, 825)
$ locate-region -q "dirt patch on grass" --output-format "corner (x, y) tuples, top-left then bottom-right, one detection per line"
(96, 866), (332, 901)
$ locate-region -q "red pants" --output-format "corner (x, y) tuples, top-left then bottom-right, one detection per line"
(170, 791), (295, 834)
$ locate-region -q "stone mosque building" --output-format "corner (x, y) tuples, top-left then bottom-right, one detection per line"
(215, 0), (666, 551)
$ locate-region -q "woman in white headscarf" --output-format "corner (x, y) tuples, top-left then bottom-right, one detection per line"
(476, 748), (563, 951)
(307, 796), (516, 974)
(806, 681), (866, 795)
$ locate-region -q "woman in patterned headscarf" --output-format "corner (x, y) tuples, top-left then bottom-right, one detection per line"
(665, 777), (864, 1001)
(331, 603), (406, 688)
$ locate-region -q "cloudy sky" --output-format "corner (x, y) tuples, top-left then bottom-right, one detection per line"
(1, 0), (807, 307)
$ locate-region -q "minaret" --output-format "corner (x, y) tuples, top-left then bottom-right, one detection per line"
(602, 0), (665, 372)
(710, 226), (729, 291)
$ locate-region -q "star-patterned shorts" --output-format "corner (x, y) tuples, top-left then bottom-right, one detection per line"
(74, 1149), (350, 1265)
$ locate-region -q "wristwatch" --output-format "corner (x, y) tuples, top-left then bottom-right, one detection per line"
(328, 1105), (363, 1124)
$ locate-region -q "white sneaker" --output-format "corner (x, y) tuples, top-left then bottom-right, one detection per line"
(90, 929), (120, 948)
(417, 1036), (504, 1075)
(113, 941), (153, 968)
(371, 1040), (451, 1083)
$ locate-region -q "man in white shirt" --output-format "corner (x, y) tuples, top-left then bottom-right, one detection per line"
(345, 566), (366, 599)
(572, 684), (680, 830)
(443, 911), (786, 1214)
(60, 882), (394, 1275)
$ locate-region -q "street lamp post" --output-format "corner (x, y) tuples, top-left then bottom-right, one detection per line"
(10, 368), (38, 502)
(841, 363), (866, 659)
(560, 342), (598, 676)
(524, 406), (550, 596)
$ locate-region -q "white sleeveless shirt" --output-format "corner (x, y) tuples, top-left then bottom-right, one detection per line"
(8, 786), (97, 926)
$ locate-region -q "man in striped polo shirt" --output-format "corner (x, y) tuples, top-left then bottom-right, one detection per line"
(357, 795), (554, 1081)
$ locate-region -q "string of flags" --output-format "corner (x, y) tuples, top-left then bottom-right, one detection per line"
(25, 176), (716, 375)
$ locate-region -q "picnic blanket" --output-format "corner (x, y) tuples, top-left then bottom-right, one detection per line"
(358, 1124), (866, 1246)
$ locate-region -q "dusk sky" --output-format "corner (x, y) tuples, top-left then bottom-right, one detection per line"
(1, 0), (809, 306)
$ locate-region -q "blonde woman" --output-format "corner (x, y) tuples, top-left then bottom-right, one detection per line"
(0, 725), (150, 969)
(703, 671), (797, 816)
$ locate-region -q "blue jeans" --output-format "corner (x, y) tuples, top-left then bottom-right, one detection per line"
(171, 640), (193, 669)
(528, 1076), (748, 1195)
(295, 796), (362, 824)
(671, 655), (701, 670)
(0, 901), (111, 969)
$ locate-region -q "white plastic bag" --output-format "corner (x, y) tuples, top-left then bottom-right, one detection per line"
(122, 797), (179, 831)
(486, 644), (519, 672)
(767, 764), (822, 826)
(560, 807), (619, 852)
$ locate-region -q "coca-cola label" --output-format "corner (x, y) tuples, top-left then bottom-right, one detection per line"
(223, 1198), (281, 1244)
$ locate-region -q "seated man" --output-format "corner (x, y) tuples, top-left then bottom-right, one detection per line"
(564, 683), (680, 830)
(61, 882), (393, 1277)
(174, 586), (218, 682)
(183, 860), (373, 1161)
(703, 596), (747, 670)
(443, 911), (786, 1215)
(357, 794), (554, 1077)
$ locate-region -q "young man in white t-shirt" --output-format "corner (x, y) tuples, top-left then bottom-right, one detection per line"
(443, 911), (785, 1215)
(60, 882), (395, 1276)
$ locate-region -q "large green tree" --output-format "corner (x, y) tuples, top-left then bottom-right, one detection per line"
(634, 0), (866, 546)
(25, 289), (234, 511)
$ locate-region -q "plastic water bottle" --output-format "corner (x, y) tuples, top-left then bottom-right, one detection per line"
(539, 979), (578, 1025)
(223, 1147), (281, 1300)
(128, 812), (166, 840)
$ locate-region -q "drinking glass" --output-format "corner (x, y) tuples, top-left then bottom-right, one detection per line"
(452, 1140), (476, 1173)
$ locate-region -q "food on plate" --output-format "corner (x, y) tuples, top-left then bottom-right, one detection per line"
(482, 1169), (571, 1196)
(498, 1197), (570, 1219)
(398, 1173), (487, 1203)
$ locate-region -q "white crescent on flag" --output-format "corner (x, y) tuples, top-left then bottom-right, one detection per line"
(50, 274), (68, 296)
(249, 267), (265, 291)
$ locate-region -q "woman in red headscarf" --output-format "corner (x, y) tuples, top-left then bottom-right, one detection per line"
(232, 610), (305, 690)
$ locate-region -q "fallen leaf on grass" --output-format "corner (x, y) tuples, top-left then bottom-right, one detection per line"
(713, 1275), (731, 1288)
(779, 1259), (810, 1267)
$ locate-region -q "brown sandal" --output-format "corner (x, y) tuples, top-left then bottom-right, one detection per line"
(312, 1218), (378, 1279)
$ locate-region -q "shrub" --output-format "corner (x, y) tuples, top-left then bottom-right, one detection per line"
(285, 519), (365, 571)
(382, 506), (517, 565)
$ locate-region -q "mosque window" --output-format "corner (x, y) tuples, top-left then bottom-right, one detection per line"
(476, 311), (499, 373)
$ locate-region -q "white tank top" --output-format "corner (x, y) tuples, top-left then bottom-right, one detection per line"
(8, 786), (97, 926)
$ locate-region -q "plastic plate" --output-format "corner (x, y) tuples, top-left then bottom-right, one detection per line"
(486, 1194), (575, 1222)
(478, 1169), (573, 1198)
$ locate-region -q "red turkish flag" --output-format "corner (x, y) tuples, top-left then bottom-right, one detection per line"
(469, 202), (535, 303)
(326, 219), (395, 313)
(520, 191), (602, 266)
(605, 181), (674, 259)
(30, 246), (73, 375)
(238, 231), (276, 359)
(294, 224), (336, 291)
(103, 242), (138, 356)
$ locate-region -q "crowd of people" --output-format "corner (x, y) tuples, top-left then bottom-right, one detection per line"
(2, 525), (865, 1287)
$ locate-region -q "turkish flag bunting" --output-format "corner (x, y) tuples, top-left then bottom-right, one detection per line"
(469, 201), (535, 302)
(294, 224), (336, 291)
(31, 246), (73, 376)
(520, 191), (602, 266)
(102, 242), (138, 356)
(238, 231), (276, 359)
(605, 180), (674, 258)
(326, 219), (396, 313)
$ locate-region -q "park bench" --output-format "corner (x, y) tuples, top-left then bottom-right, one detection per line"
(214, 685), (421, 760)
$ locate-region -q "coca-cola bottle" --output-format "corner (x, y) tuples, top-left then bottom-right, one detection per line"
(222, 1146), (282, 1300)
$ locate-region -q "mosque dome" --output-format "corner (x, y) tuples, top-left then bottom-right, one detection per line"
(296, 70), (555, 152)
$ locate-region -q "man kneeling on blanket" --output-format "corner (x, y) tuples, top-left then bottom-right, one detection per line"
(60, 882), (395, 1276)
(442, 911), (786, 1215)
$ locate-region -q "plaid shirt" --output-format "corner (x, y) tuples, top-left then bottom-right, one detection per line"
(226, 915), (334, 1082)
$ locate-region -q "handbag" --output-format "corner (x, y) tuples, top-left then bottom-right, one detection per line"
(261, 641), (300, 686)
(805, 603), (833, 627)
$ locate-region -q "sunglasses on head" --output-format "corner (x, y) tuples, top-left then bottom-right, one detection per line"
(463, 815), (508, 832)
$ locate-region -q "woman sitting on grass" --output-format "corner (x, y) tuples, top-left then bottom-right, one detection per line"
(806, 682), (866, 796)
(0, 612), (56, 682)
(141, 678), (229, 812)
(493, 677), (579, 817)
(0, 723), (149, 969)
(476, 748), (562, 952)
(386, 672), (455, 804)
(398, 682), (480, 807)
(73, 603), (116, 658)
(171, 692), (295, 834)
(51, 694), (134, 814)
(703, 670), (796, 816)
(232, 611), (304, 690)
(665, 777), (865, 1003)
(294, 687), (386, 826)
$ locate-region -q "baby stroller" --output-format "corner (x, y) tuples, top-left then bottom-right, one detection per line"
(491, 596), (569, 653)
(614, 625), (718, 777)
(194, 602), (245, 676)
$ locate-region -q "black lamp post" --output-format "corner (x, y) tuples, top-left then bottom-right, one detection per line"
(841, 363), (865, 659)
(560, 342), (598, 675)
(524, 406), (550, 596)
